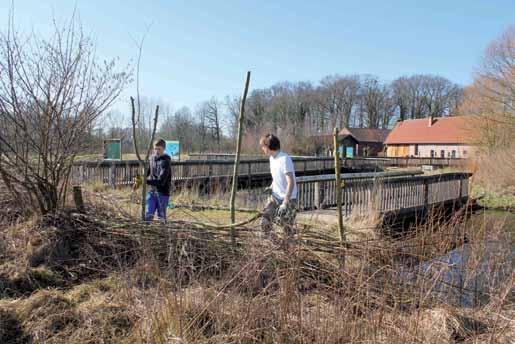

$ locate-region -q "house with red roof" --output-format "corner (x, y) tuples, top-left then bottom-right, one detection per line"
(384, 116), (472, 158)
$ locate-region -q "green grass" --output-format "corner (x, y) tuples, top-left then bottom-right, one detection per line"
(471, 184), (515, 211)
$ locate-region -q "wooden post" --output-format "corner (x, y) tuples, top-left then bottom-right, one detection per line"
(73, 185), (85, 212)
(80, 165), (85, 185)
(109, 163), (116, 188)
(247, 162), (252, 188)
(333, 127), (345, 244)
(230, 71), (251, 244)
(314, 181), (321, 209)
(207, 163), (213, 192)
(423, 178), (429, 209)
(458, 175), (463, 206)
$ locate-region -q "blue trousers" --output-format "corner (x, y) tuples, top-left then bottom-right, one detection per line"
(145, 191), (170, 222)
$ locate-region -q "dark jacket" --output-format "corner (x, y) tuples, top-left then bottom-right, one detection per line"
(146, 154), (172, 196)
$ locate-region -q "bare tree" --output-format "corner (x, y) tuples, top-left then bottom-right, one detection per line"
(0, 13), (130, 213)
(392, 77), (411, 121)
(205, 97), (222, 148)
(358, 76), (394, 128)
(318, 75), (360, 129)
(421, 75), (462, 117)
(291, 81), (316, 135)
(225, 95), (240, 140)
(213, 73), (463, 153)
(477, 26), (515, 114)
(392, 75), (463, 120)
(194, 103), (209, 151)
(159, 106), (197, 152)
(458, 26), (515, 150)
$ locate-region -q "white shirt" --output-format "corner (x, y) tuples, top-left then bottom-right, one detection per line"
(269, 151), (297, 200)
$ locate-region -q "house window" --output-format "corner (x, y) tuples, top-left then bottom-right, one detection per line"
(463, 150), (467, 157)
(430, 150), (434, 158)
(451, 150), (456, 158)
(414, 144), (419, 156)
(440, 150), (445, 158)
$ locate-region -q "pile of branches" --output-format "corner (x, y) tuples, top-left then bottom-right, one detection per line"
(25, 209), (251, 287)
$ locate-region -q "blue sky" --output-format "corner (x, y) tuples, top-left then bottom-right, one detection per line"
(1, 0), (514, 112)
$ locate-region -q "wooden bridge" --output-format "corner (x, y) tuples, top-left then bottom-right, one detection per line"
(71, 156), (466, 189)
(70, 154), (471, 223)
(295, 172), (471, 228)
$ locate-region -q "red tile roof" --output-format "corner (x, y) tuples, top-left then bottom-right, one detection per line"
(339, 128), (390, 143)
(384, 116), (470, 144)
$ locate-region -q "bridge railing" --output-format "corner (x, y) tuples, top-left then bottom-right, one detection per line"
(186, 153), (322, 161)
(71, 157), (336, 186)
(186, 153), (263, 160)
(71, 157), (467, 187)
(296, 172), (471, 214)
(344, 157), (467, 169)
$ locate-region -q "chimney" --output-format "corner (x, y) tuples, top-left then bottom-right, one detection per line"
(428, 115), (434, 127)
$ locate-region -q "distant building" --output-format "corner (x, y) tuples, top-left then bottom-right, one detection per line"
(384, 116), (472, 158)
(310, 127), (390, 157)
(338, 127), (390, 157)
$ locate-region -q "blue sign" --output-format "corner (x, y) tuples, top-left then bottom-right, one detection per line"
(165, 140), (180, 161)
(346, 147), (354, 158)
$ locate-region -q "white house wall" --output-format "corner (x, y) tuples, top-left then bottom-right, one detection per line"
(415, 144), (471, 158)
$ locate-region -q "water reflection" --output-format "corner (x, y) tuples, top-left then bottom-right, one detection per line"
(396, 211), (514, 308)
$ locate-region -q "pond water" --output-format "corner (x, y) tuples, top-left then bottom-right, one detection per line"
(396, 210), (514, 308)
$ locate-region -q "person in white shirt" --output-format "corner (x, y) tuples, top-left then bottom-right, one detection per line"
(259, 133), (297, 238)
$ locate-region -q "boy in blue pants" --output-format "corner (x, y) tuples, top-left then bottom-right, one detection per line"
(145, 139), (172, 222)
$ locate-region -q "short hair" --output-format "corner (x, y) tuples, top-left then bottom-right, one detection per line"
(259, 133), (280, 150)
(154, 139), (166, 148)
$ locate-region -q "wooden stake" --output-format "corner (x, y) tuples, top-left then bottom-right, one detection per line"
(230, 71), (251, 244)
(131, 96), (160, 221)
(73, 185), (84, 213)
(333, 127), (345, 243)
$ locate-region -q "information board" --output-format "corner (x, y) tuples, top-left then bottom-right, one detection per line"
(103, 139), (122, 160)
(165, 140), (180, 161)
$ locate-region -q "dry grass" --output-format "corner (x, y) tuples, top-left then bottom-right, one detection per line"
(0, 185), (513, 343)
(469, 144), (515, 210)
(0, 277), (138, 343)
(471, 145), (515, 193)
